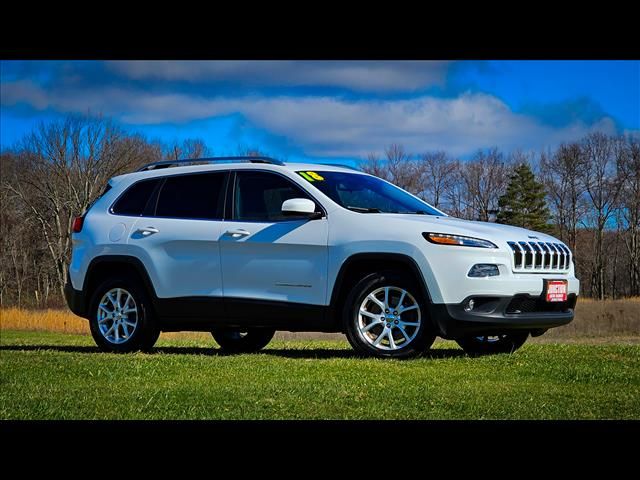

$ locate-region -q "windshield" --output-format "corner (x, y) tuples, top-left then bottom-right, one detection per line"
(296, 170), (441, 215)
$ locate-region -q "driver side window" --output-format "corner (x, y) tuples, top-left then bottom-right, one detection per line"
(233, 171), (315, 222)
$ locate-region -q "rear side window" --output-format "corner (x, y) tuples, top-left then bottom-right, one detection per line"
(111, 179), (160, 216)
(155, 172), (226, 220)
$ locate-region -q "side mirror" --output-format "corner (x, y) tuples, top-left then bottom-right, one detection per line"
(281, 198), (321, 219)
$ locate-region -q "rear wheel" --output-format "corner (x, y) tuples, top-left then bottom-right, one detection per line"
(211, 328), (275, 353)
(88, 277), (159, 353)
(455, 332), (528, 355)
(343, 272), (435, 358)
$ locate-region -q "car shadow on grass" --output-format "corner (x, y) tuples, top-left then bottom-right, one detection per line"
(0, 345), (224, 356)
(260, 348), (467, 359)
(0, 344), (467, 359)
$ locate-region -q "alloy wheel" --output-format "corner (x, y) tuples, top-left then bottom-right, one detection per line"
(356, 286), (421, 351)
(97, 288), (139, 344)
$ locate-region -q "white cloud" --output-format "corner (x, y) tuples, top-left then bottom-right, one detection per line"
(106, 60), (451, 93)
(1, 80), (50, 109)
(0, 79), (621, 158)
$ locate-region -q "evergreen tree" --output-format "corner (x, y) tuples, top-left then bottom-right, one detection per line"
(497, 163), (551, 232)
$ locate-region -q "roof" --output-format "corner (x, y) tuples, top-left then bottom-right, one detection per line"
(110, 160), (363, 185)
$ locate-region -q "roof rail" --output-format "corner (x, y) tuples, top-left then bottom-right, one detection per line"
(136, 156), (285, 172)
(315, 162), (361, 171)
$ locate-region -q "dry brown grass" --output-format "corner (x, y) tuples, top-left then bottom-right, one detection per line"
(1, 297), (638, 341)
(0, 308), (213, 340)
(0, 308), (90, 335)
(546, 297), (640, 338)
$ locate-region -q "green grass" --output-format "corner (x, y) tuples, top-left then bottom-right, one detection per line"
(1, 330), (639, 420)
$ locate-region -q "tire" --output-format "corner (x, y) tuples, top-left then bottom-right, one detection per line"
(455, 332), (529, 355)
(141, 328), (161, 351)
(343, 271), (436, 358)
(88, 276), (160, 353)
(211, 328), (275, 353)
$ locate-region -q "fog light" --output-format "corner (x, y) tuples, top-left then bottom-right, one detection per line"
(464, 299), (475, 312)
(468, 264), (500, 278)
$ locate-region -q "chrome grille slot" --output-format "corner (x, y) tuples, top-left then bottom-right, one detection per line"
(507, 242), (523, 268)
(561, 245), (571, 269)
(519, 242), (534, 268)
(558, 244), (565, 269)
(547, 242), (559, 269)
(530, 242), (542, 268)
(509, 240), (571, 273)
(553, 243), (566, 269)
(538, 242), (550, 268)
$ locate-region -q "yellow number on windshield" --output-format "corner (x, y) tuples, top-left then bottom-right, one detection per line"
(306, 171), (324, 181)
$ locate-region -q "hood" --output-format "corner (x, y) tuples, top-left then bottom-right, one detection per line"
(378, 214), (563, 246)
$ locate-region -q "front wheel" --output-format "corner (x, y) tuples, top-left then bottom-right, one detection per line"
(455, 332), (529, 355)
(211, 328), (275, 353)
(343, 272), (436, 358)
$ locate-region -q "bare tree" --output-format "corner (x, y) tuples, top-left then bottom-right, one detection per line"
(361, 152), (388, 179)
(579, 133), (624, 299)
(8, 236), (30, 307)
(361, 144), (419, 194)
(163, 138), (208, 160)
(460, 148), (510, 221)
(443, 160), (468, 218)
(617, 135), (640, 296)
(385, 144), (418, 192)
(416, 151), (457, 209)
(3, 116), (153, 297)
(235, 144), (270, 158)
(539, 142), (588, 257)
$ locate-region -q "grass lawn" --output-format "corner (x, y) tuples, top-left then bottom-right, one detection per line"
(1, 330), (639, 420)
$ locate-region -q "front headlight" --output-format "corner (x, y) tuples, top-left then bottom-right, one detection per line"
(423, 232), (498, 249)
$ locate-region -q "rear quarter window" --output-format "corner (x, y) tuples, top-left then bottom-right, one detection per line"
(110, 178), (161, 216)
(85, 184), (112, 214)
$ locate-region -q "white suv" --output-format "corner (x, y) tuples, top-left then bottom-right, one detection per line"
(65, 157), (579, 358)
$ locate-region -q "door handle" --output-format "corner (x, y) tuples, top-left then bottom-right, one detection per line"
(225, 228), (250, 238)
(136, 226), (159, 236)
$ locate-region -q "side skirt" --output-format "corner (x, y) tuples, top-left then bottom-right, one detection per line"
(155, 296), (336, 332)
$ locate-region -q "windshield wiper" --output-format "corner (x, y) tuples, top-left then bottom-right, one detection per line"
(346, 206), (381, 213)
(399, 210), (430, 215)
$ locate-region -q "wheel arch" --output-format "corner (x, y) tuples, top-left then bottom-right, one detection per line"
(328, 253), (434, 330)
(83, 255), (158, 316)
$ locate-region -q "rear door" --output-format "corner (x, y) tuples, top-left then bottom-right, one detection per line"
(128, 171), (228, 301)
(219, 170), (329, 306)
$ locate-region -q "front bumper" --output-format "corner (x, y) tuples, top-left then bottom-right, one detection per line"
(64, 280), (88, 318)
(431, 293), (576, 339)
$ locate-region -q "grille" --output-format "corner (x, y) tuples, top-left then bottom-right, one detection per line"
(506, 294), (577, 314)
(507, 241), (572, 273)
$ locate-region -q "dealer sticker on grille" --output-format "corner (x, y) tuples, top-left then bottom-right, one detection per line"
(546, 280), (568, 302)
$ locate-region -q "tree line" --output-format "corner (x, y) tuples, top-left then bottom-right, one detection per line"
(0, 114), (638, 306)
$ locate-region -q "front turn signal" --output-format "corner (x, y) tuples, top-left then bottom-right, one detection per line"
(423, 232), (497, 249)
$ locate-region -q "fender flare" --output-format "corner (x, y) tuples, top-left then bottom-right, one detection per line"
(83, 255), (158, 302)
(328, 253), (434, 323)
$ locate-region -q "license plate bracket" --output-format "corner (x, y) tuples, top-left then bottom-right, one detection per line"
(544, 279), (568, 302)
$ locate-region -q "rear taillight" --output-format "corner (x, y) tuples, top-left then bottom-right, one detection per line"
(72, 216), (84, 233)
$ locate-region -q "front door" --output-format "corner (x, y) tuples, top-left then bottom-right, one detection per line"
(219, 170), (329, 309)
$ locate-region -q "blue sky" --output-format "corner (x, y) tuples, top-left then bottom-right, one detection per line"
(1, 60), (638, 164)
